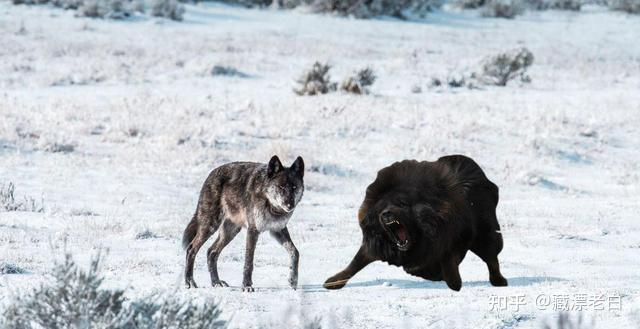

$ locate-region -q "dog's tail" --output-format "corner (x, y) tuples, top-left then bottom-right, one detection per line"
(182, 216), (198, 251)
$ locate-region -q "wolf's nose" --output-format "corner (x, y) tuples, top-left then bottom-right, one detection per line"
(381, 210), (392, 220)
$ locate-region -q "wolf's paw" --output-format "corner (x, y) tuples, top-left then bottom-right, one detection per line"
(212, 280), (229, 288)
(242, 286), (255, 292)
(185, 279), (198, 289)
(288, 277), (298, 290)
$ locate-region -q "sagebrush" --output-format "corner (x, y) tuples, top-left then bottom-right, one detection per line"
(294, 62), (336, 96)
(481, 0), (526, 18)
(151, 0), (185, 21)
(341, 67), (376, 94)
(474, 47), (534, 86)
(0, 252), (226, 329)
(0, 182), (44, 213)
(607, 0), (640, 13)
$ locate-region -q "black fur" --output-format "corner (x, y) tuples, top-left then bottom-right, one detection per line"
(323, 155), (508, 291)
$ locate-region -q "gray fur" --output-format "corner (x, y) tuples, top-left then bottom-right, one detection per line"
(183, 155), (304, 291)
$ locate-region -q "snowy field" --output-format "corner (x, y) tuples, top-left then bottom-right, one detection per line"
(1, 2), (640, 328)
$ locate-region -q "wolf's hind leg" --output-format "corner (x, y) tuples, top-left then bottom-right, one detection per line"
(185, 226), (213, 289)
(208, 219), (241, 287)
(323, 245), (375, 290)
(270, 227), (299, 290)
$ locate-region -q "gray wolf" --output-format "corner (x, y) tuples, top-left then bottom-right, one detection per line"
(323, 155), (507, 291)
(183, 155), (304, 292)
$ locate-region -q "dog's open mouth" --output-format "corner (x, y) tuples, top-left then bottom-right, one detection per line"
(381, 218), (410, 250)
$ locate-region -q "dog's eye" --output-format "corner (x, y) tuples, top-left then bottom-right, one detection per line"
(398, 201), (409, 207)
(292, 186), (296, 190)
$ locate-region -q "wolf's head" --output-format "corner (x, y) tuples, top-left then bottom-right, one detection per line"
(264, 155), (304, 213)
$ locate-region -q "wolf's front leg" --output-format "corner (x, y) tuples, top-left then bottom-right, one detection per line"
(271, 227), (299, 289)
(242, 228), (260, 292)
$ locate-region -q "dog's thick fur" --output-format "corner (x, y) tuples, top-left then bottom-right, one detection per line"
(323, 155), (507, 291)
(183, 155), (304, 291)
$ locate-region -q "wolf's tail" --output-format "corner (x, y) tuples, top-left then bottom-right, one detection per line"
(182, 216), (198, 250)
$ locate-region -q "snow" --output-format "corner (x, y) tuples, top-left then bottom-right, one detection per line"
(1, 2), (640, 328)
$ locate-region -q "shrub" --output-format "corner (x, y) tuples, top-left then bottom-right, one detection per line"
(341, 67), (376, 94)
(0, 182), (44, 213)
(218, 0), (272, 7)
(474, 47), (534, 86)
(51, 0), (84, 9)
(548, 0), (581, 10)
(0, 262), (27, 274)
(151, 0), (185, 21)
(607, 0), (640, 13)
(0, 252), (227, 329)
(452, 0), (486, 9)
(481, 0), (525, 18)
(310, 0), (442, 19)
(294, 62), (336, 96)
(77, 0), (139, 19)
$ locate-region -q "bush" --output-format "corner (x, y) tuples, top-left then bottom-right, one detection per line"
(0, 182), (44, 213)
(77, 0), (142, 18)
(294, 62), (336, 96)
(151, 0), (185, 21)
(481, 0), (525, 17)
(51, 0), (84, 9)
(452, 0), (485, 8)
(341, 67), (376, 94)
(474, 47), (534, 86)
(0, 252), (227, 329)
(607, 0), (640, 13)
(310, 0), (442, 19)
(548, 0), (581, 10)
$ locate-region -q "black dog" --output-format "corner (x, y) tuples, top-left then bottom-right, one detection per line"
(323, 155), (507, 291)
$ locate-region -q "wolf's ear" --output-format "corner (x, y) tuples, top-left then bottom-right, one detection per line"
(291, 156), (304, 178)
(268, 155), (283, 178)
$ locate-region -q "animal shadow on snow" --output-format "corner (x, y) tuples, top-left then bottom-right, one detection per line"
(310, 276), (566, 290)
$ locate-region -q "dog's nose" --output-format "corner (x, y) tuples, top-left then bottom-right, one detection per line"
(381, 210), (393, 220)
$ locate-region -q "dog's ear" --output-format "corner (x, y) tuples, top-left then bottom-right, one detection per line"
(412, 203), (439, 236)
(268, 155), (283, 178)
(291, 156), (304, 178)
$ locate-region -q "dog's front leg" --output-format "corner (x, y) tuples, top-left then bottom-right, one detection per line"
(242, 228), (260, 292)
(323, 245), (375, 290)
(270, 227), (299, 289)
(440, 254), (462, 291)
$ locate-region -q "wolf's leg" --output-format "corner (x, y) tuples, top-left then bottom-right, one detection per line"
(185, 226), (213, 289)
(207, 219), (241, 287)
(242, 228), (260, 292)
(440, 254), (462, 291)
(323, 245), (375, 290)
(270, 227), (299, 290)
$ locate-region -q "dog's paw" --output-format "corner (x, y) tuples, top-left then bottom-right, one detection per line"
(490, 275), (508, 287)
(212, 280), (229, 288)
(323, 276), (348, 290)
(242, 286), (255, 292)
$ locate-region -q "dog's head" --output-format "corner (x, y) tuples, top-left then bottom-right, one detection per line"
(264, 155), (304, 213)
(361, 190), (441, 261)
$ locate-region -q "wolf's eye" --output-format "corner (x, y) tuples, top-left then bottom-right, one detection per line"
(398, 201), (409, 207)
(292, 186), (296, 190)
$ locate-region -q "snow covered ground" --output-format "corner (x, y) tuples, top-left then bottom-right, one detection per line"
(1, 2), (639, 328)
